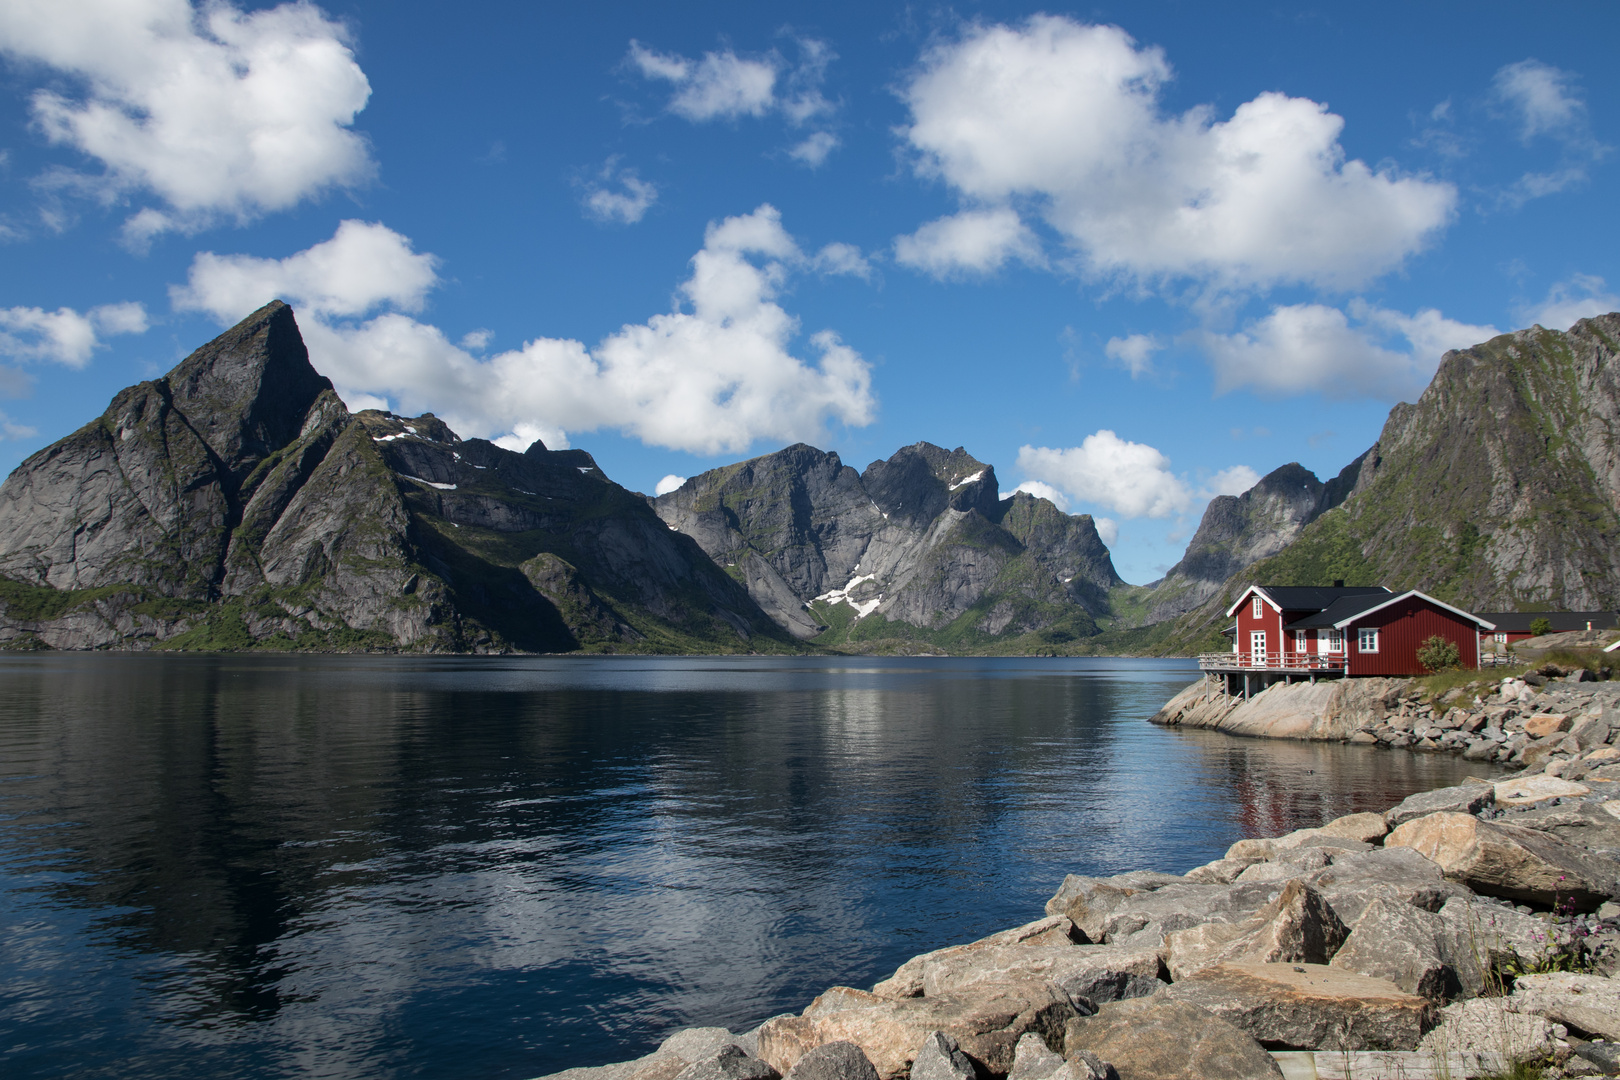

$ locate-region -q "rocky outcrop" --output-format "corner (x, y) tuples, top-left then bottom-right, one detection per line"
(653, 443), (1121, 649)
(0, 302), (790, 653)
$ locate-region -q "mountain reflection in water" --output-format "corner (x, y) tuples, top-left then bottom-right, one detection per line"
(0, 654), (1493, 1080)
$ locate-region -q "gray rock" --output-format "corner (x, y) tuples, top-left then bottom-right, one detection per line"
(1329, 897), (1450, 1000)
(874, 916), (1083, 998)
(1305, 846), (1468, 926)
(1575, 1041), (1620, 1073)
(663, 1029), (744, 1063)
(1384, 784), (1495, 828)
(1433, 897), (1554, 999)
(918, 943), (1165, 1005)
(1043, 872), (1185, 942)
(674, 1046), (778, 1080)
(1417, 998), (1555, 1062)
(1049, 1051), (1116, 1080)
(1161, 962), (1433, 1051)
(909, 1032), (975, 1080)
(783, 1042), (878, 1080)
(1063, 997), (1283, 1080)
(1163, 879), (1346, 981)
(1007, 1032), (1065, 1080)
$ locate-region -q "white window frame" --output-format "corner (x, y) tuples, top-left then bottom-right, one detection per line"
(1250, 630), (1267, 661)
(1323, 629), (1344, 653)
(1494, 632), (1507, 644)
(1358, 627), (1380, 653)
(1294, 629), (1308, 652)
(1252, 596), (1264, 618)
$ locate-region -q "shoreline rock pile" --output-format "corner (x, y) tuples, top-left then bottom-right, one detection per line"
(537, 772), (1620, 1080)
(1153, 673), (1620, 779)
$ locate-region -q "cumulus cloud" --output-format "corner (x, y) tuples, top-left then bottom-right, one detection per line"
(810, 242), (872, 279)
(654, 474), (687, 496)
(170, 220), (436, 321)
(896, 16), (1454, 292)
(1092, 517), (1118, 545)
(1017, 431), (1193, 519)
(1104, 333), (1162, 378)
(0, 0), (374, 241)
(893, 208), (1043, 277)
(173, 206), (877, 456)
(1200, 302), (1499, 401)
(0, 301), (149, 367)
(581, 159), (658, 224)
(1522, 274), (1620, 331)
(628, 37), (834, 125)
(1206, 465), (1261, 497)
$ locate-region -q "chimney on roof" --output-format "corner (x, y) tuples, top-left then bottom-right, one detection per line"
(1333, 579), (1345, 588)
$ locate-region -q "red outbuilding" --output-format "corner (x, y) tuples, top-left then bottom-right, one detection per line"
(1205, 582), (1495, 694)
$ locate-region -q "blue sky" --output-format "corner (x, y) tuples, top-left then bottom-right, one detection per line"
(1, 1), (1616, 584)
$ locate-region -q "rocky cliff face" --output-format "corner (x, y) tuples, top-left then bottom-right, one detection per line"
(1139, 458), (1365, 625)
(1152, 313), (1620, 651)
(0, 302), (788, 653)
(653, 442), (1122, 648)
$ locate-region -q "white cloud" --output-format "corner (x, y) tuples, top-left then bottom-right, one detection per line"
(1017, 431), (1192, 519)
(654, 474), (687, 496)
(459, 329), (493, 351)
(1103, 333), (1162, 378)
(1093, 517), (1118, 546)
(1493, 60), (1586, 143)
(582, 159), (658, 224)
(169, 219), (436, 321)
(0, 0), (374, 241)
(1200, 302), (1499, 401)
(0, 409), (38, 439)
(628, 37), (835, 128)
(896, 16), (1454, 292)
(0, 301), (149, 367)
(811, 242), (871, 279)
(1010, 479), (1069, 511)
(893, 207), (1043, 278)
(788, 131), (839, 168)
(1522, 274), (1620, 331)
(1204, 465), (1260, 498)
(173, 206), (877, 456)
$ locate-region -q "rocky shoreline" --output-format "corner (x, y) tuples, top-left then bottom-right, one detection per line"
(537, 685), (1620, 1080)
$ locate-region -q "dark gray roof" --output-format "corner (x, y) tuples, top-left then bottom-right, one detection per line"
(1287, 592), (1404, 629)
(1259, 585), (1390, 612)
(1475, 611), (1620, 633)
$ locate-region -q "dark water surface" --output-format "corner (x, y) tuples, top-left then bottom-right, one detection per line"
(0, 654), (1495, 1079)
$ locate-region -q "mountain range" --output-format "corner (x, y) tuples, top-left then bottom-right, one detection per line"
(2, 302), (1617, 653)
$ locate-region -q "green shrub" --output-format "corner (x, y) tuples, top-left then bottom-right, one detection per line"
(1529, 617), (1552, 637)
(1417, 634), (1461, 673)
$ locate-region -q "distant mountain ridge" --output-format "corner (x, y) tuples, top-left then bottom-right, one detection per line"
(652, 442), (1122, 650)
(0, 302), (789, 652)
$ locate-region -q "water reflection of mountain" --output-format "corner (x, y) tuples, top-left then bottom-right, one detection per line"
(0, 655), (1491, 1080)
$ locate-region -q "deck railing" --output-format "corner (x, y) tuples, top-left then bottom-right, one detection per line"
(1197, 651), (1348, 673)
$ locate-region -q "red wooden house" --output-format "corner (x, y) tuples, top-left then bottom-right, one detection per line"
(1204, 582), (1495, 694)
(1474, 611), (1619, 648)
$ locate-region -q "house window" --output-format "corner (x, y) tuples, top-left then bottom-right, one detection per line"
(1294, 630), (1308, 651)
(1251, 631), (1267, 661)
(1323, 629), (1343, 653)
(1358, 627), (1380, 653)
(1252, 596), (1263, 618)
(1494, 632), (1507, 644)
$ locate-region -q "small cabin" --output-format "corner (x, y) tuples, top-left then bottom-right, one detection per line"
(1204, 582), (1494, 692)
(1474, 611), (1619, 649)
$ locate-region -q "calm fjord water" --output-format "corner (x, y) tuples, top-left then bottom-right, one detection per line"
(0, 654), (1491, 1080)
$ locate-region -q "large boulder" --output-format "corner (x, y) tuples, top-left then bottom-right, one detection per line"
(917, 943), (1165, 1005)
(1303, 846), (1468, 926)
(874, 917), (1082, 998)
(1159, 962), (1434, 1051)
(1386, 812), (1619, 909)
(756, 984), (1076, 1080)
(1328, 898), (1450, 1000)
(1432, 897), (1558, 999)
(1062, 997), (1283, 1080)
(909, 1033), (975, 1080)
(675, 1047), (779, 1080)
(1510, 972), (1620, 1041)
(782, 1042), (878, 1080)
(1493, 775), (1591, 808)
(1162, 880), (1347, 980)
(1417, 999), (1556, 1062)
(1043, 873), (1186, 942)
(1383, 784), (1494, 828)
